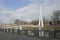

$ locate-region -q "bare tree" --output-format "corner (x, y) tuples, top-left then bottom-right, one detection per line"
(30, 20), (39, 25)
(14, 19), (20, 25)
(14, 19), (28, 25)
(52, 10), (60, 25)
(30, 17), (48, 25)
(43, 17), (49, 26)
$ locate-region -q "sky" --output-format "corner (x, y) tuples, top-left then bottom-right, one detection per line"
(0, 0), (60, 24)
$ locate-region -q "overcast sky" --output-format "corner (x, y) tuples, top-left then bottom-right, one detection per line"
(0, 0), (60, 24)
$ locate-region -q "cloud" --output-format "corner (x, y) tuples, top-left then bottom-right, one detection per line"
(0, 0), (60, 24)
(41, 0), (60, 19)
(0, 1), (40, 24)
(11, 3), (40, 20)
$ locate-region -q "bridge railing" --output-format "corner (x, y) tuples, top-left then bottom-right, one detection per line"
(0, 28), (60, 39)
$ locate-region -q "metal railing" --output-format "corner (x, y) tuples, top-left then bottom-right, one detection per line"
(0, 28), (60, 40)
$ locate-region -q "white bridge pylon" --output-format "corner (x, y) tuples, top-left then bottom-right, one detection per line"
(39, 5), (44, 28)
(39, 5), (44, 36)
